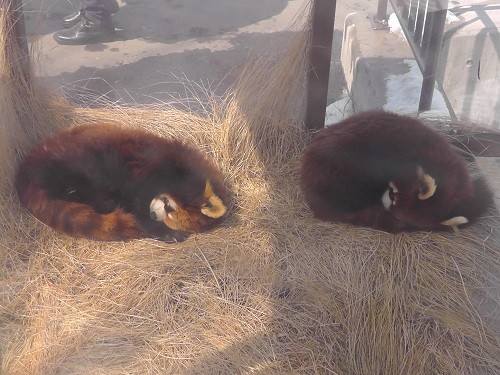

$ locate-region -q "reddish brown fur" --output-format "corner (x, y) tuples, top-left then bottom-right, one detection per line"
(15, 123), (228, 241)
(300, 111), (493, 232)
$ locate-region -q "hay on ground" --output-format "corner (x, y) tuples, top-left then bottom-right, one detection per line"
(1, 3), (499, 374)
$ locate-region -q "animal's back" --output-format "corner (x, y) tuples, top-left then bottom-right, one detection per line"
(300, 111), (493, 232)
(16, 123), (229, 241)
(15, 124), (147, 240)
(300, 111), (427, 214)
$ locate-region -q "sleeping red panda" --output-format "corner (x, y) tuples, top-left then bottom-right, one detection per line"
(300, 110), (494, 233)
(15, 123), (229, 242)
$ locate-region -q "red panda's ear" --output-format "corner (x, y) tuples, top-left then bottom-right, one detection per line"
(201, 180), (226, 218)
(417, 166), (436, 200)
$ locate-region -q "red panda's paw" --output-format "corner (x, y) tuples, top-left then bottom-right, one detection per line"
(384, 220), (409, 233)
(160, 231), (189, 243)
(376, 211), (409, 233)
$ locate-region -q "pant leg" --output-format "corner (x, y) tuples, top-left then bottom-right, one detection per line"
(82, 0), (114, 25)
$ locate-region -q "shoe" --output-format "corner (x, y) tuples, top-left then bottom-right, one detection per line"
(63, 1), (120, 29)
(54, 18), (115, 45)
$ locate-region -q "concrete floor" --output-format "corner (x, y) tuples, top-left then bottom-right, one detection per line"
(23, 0), (376, 109)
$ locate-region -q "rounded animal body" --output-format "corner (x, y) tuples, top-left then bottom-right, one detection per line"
(16, 123), (229, 242)
(300, 110), (493, 232)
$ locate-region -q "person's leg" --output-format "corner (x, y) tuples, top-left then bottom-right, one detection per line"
(82, 0), (114, 27)
(63, 0), (119, 28)
(54, 0), (117, 45)
(63, 7), (85, 28)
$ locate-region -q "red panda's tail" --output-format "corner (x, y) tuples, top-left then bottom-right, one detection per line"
(16, 182), (142, 241)
(466, 176), (495, 222)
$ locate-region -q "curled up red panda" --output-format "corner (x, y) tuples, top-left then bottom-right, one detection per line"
(300, 110), (494, 233)
(15, 123), (229, 242)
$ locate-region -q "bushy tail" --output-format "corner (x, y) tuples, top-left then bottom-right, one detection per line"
(16, 181), (142, 241)
(465, 176), (496, 222)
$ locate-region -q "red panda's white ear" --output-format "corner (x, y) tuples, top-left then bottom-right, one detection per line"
(417, 166), (436, 200)
(201, 180), (226, 218)
(441, 216), (468, 226)
(389, 181), (398, 193)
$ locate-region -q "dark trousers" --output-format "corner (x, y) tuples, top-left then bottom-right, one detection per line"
(82, 0), (117, 25)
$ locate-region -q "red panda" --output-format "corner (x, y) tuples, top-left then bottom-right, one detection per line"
(300, 110), (494, 233)
(15, 123), (229, 242)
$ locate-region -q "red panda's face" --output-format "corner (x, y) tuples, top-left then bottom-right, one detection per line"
(381, 166), (469, 231)
(149, 180), (227, 233)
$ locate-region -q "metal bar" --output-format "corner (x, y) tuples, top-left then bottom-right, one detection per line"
(418, 6), (447, 111)
(419, 8), (435, 67)
(413, 1), (426, 45)
(402, 0), (410, 20)
(388, 0), (425, 70)
(408, 0), (418, 32)
(305, 0), (337, 131)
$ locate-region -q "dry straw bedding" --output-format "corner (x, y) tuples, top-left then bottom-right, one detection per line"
(1, 5), (500, 375)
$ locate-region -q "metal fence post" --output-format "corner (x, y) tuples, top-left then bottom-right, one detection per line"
(305, 0), (337, 132)
(418, 2), (448, 111)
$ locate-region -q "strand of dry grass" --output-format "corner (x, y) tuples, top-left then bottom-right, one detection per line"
(0, 7), (63, 175)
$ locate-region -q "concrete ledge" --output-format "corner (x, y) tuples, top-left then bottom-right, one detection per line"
(341, 12), (411, 112)
(341, 12), (449, 115)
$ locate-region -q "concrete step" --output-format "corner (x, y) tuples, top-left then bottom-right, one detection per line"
(340, 12), (449, 117)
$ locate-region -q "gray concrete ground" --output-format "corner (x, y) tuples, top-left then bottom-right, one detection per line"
(23, 0), (375, 109)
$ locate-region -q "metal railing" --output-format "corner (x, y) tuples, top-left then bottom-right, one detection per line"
(375, 0), (450, 113)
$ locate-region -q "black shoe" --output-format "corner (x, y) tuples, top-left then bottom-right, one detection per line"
(54, 18), (115, 45)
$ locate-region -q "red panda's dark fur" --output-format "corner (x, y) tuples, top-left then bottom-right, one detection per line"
(300, 111), (494, 232)
(15, 123), (228, 241)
